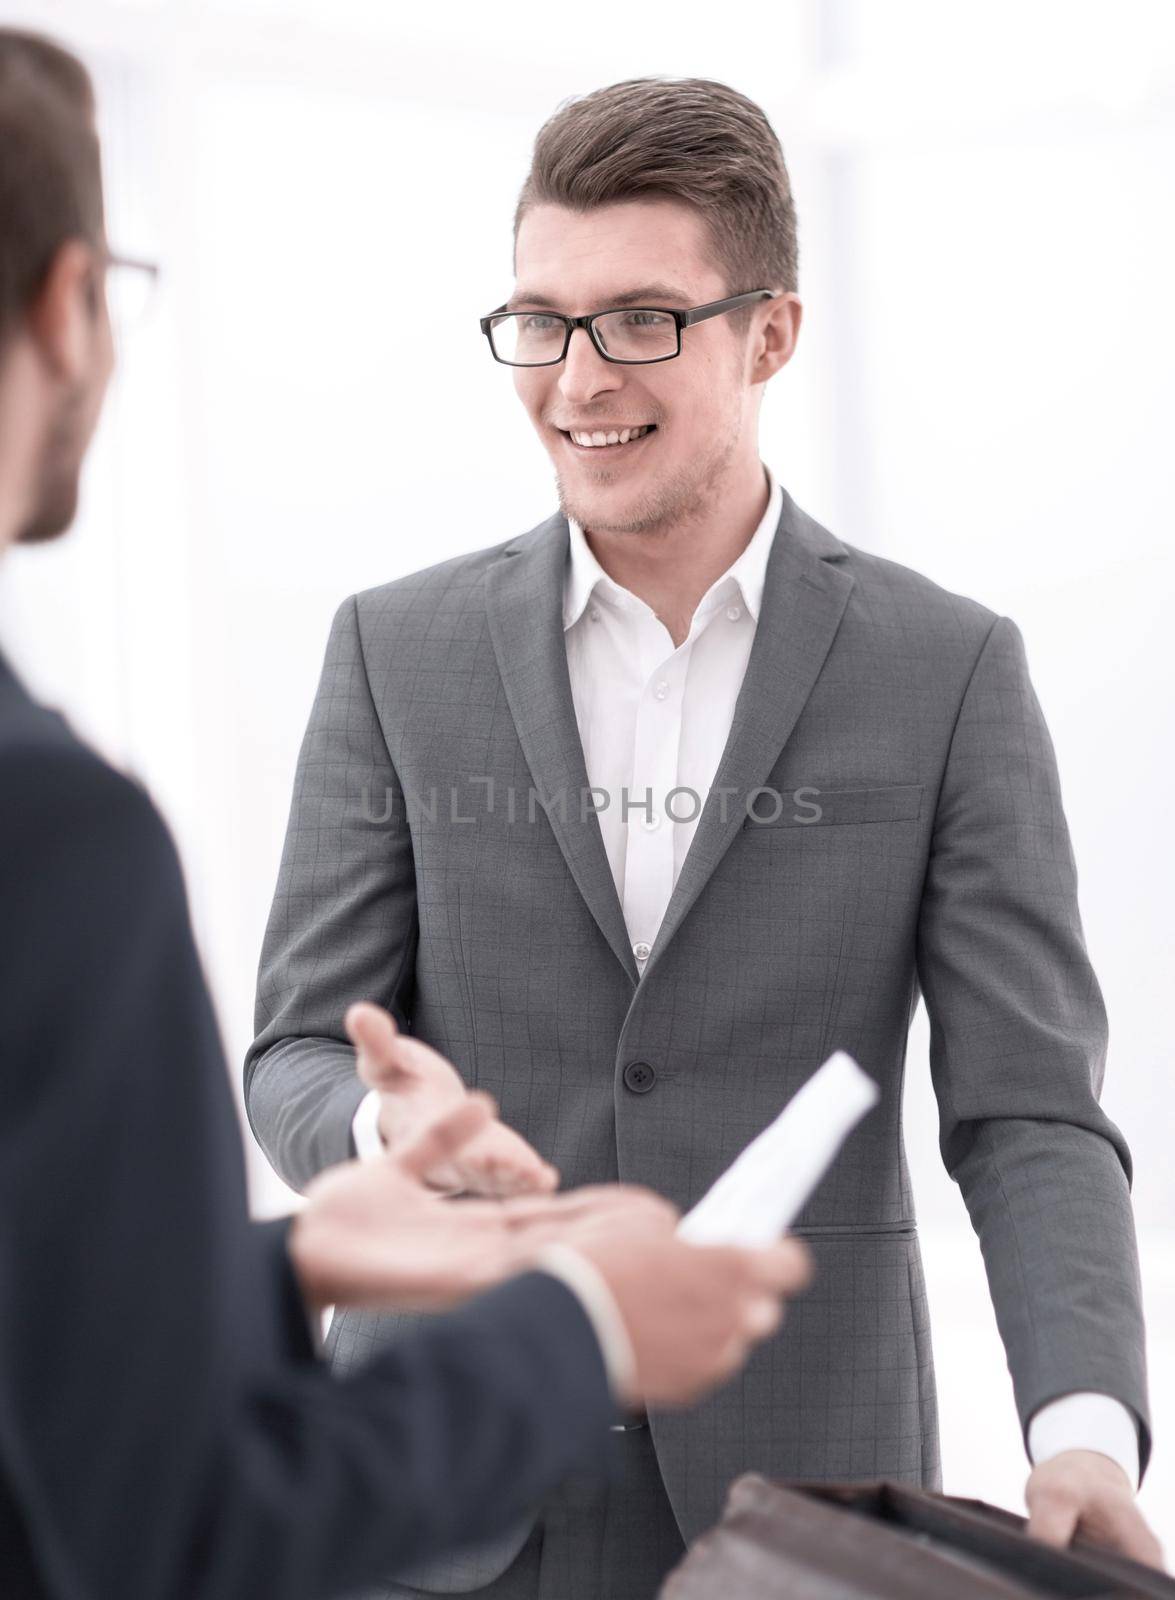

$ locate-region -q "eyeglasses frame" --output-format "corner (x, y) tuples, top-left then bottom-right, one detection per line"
(102, 248), (161, 286)
(479, 288), (779, 367)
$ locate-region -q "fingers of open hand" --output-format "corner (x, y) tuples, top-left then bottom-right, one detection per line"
(345, 1002), (409, 1091)
(346, 1007), (467, 1097)
(528, 1184), (675, 1241)
(445, 1124), (559, 1198)
(500, 1186), (677, 1241)
(396, 1092), (497, 1182)
(474, 1134), (559, 1197)
(610, 1186), (679, 1231)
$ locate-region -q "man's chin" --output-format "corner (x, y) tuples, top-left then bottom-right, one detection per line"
(557, 479), (689, 538)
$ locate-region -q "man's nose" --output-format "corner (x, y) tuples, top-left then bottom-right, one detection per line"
(557, 325), (623, 403)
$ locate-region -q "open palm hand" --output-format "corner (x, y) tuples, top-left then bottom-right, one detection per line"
(290, 1088), (676, 1312)
(349, 1001), (559, 1198)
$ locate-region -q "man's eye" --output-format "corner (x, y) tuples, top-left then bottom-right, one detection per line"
(625, 311), (671, 328)
(522, 315), (558, 331)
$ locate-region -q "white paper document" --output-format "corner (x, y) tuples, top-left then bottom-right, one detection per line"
(677, 1051), (879, 1247)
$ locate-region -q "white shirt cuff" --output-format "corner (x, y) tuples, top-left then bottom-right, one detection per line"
(351, 1088), (385, 1161)
(1027, 1392), (1140, 1491)
(534, 1243), (637, 1404)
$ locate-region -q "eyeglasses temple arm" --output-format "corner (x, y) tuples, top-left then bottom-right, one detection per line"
(679, 289), (778, 328)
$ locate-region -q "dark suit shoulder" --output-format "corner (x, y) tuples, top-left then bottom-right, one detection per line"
(0, 679), (194, 1142)
(0, 682), (177, 903)
(0, 653), (80, 759)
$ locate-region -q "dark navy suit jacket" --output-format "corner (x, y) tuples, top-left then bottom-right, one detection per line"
(0, 647), (610, 1599)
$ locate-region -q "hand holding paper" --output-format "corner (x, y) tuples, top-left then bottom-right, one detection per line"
(678, 1052), (879, 1248)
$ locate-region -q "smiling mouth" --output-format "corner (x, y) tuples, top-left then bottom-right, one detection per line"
(558, 424), (658, 454)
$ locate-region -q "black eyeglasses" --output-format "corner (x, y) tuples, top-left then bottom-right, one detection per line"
(479, 289), (778, 367)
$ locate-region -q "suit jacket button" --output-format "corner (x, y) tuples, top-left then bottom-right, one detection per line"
(623, 1060), (656, 1094)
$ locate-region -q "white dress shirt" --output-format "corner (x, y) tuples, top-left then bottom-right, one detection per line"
(562, 468), (781, 970)
(353, 462), (1139, 1485)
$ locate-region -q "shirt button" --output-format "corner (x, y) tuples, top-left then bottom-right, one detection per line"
(653, 680), (669, 700)
(726, 603), (742, 621)
(623, 1060), (657, 1094)
(590, 607), (601, 622)
(633, 941), (651, 963)
(642, 812), (660, 831)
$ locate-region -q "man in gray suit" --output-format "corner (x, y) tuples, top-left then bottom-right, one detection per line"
(246, 76), (1162, 1595)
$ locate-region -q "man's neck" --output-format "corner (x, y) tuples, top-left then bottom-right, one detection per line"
(582, 459), (770, 648)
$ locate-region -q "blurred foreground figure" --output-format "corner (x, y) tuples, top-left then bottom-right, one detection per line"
(0, 31), (812, 1599)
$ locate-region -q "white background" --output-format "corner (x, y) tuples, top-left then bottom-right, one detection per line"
(2, 0), (1173, 1555)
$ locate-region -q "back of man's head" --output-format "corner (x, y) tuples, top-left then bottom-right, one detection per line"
(0, 31), (112, 549)
(0, 30), (103, 351)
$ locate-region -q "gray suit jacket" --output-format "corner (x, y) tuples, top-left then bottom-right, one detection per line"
(245, 487), (1150, 1590)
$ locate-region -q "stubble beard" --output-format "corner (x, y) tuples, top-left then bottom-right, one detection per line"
(554, 411), (743, 540)
(17, 385), (86, 546)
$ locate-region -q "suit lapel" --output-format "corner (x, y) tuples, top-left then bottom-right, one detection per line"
(484, 489), (855, 988)
(485, 514), (640, 984)
(642, 489), (854, 979)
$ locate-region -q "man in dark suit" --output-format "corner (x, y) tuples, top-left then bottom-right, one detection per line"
(0, 31), (813, 1599)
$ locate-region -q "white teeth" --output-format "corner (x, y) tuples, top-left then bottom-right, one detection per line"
(569, 425), (652, 447)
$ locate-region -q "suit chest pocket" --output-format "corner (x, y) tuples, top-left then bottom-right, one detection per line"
(741, 782), (924, 829)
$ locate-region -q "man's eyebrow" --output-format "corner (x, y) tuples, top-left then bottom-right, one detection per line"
(505, 283), (694, 312)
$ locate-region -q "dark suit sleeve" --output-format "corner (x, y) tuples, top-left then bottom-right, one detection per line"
(914, 615), (1151, 1478)
(245, 595), (418, 1190)
(0, 740), (611, 1600)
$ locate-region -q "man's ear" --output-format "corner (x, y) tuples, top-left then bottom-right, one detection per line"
(753, 292), (803, 384)
(26, 238), (104, 385)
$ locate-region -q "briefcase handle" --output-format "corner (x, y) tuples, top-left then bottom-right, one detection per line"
(786, 1479), (1174, 1599)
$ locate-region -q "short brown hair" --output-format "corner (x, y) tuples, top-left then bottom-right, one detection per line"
(514, 77), (798, 327)
(0, 30), (103, 345)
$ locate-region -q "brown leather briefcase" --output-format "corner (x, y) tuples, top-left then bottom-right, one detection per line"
(660, 1474), (1174, 1599)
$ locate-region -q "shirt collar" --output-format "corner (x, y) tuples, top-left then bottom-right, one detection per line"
(562, 464), (782, 632)
(563, 515), (625, 631)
